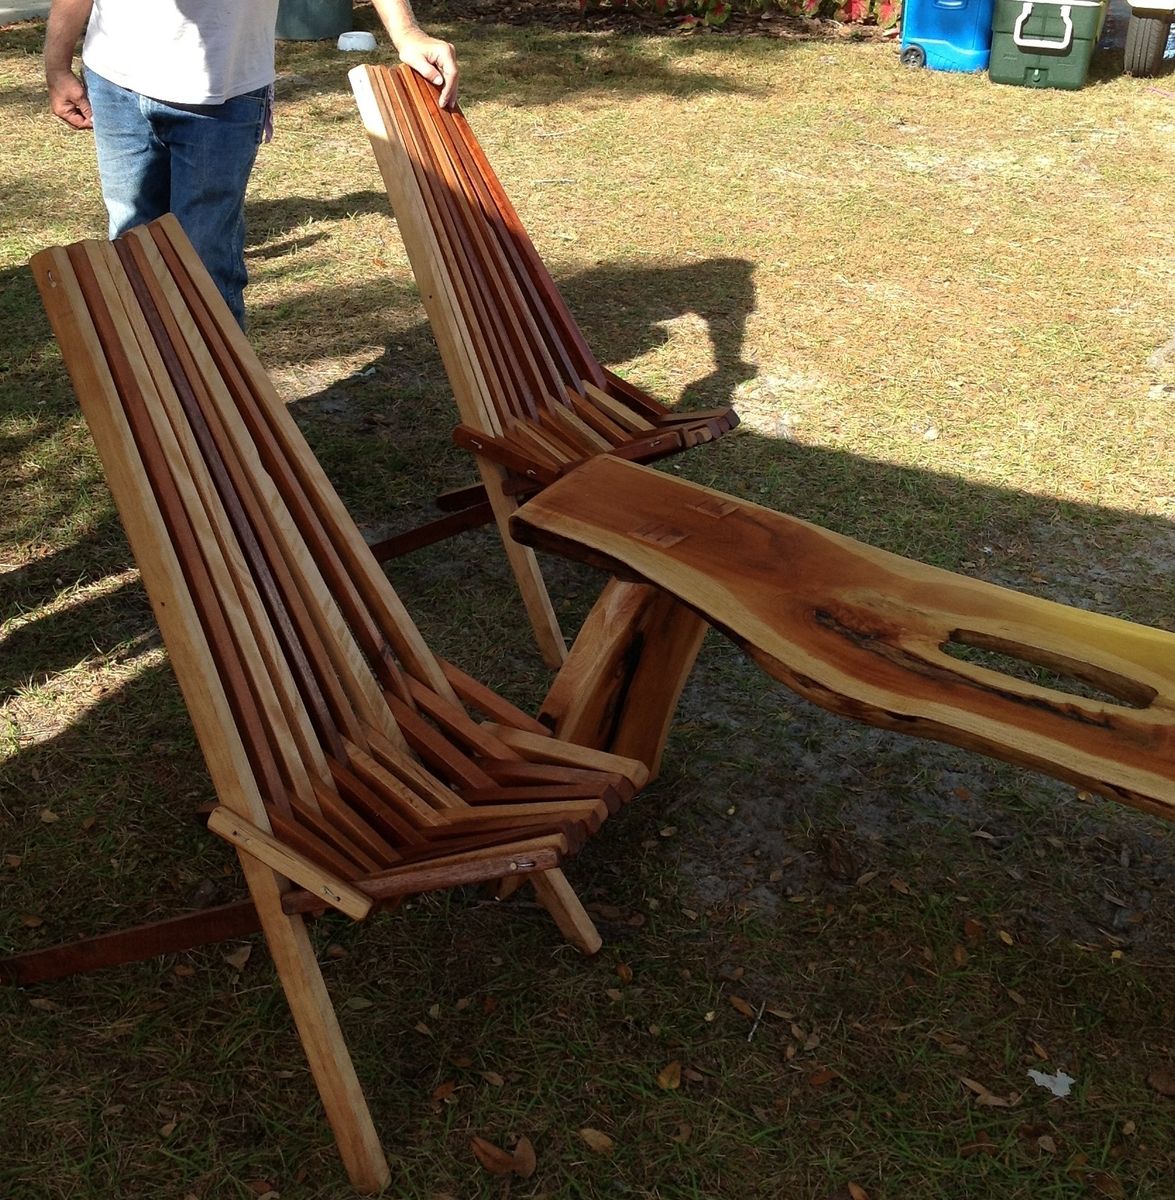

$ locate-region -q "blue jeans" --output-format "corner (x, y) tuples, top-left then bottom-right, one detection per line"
(84, 68), (268, 326)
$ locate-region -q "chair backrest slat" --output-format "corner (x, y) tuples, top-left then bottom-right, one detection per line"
(31, 216), (495, 875)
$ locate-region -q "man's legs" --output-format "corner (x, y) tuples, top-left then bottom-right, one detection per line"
(156, 89), (266, 326)
(84, 68), (171, 238)
(83, 69), (265, 326)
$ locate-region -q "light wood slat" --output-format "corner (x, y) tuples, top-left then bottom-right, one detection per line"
(72, 242), (296, 811)
(119, 240), (365, 756)
(352, 65), (502, 437)
(107, 240), (333, 803)
(341, 740), (447, 826)
(540, 402), (614, 455)
(148, 216), (458, 707)
(582, 380), (658, 433)
(402, 67), (580, 396)
(360, 725), (468, 812)
(515, 454), (1175, 821)
(389, 69), (533, 425)
(481, 723), (651, 790)
(437, 658), (553, 735)
(565, 387), (631, 445)
(235, 854), (391, 1192)
(140, 229), (412, 721)
(128, 229), (400, 749)
(530, 869), (602, 955)
(29, 245), (274, 831)
(401, 67), (566, 416)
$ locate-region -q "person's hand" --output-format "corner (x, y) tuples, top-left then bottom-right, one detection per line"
(397, 32), (459, 109)
(48, 69), (92, 129)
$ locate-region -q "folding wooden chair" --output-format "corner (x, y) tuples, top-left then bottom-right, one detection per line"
(350, 63), (740, 668)
(8, 217), (706, 1193)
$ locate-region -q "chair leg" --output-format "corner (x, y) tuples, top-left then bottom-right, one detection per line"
(243, 857), (391, 1194)
(478, 460), (567, 670)
(541, 579), (708, 779)
(530, 868), (602, 955)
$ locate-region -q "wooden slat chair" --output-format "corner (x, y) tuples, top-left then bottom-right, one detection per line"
(10, 217), (707, 1194)
(350, 63), (740, 668)
(513, 455), (1175, 823)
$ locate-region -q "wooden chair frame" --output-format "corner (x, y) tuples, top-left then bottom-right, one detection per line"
(350, 64), (739, 668)
(8, 218), (706, 1193)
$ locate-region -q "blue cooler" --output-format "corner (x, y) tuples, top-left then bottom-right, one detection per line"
(901, 0), (998, 71)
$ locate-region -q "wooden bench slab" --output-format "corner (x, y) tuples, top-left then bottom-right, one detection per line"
(512, 455), (1175, 821)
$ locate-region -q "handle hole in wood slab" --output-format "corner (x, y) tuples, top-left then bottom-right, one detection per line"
(943, 630), (1156, 710)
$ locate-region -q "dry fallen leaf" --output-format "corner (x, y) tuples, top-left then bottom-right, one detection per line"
(959, 1130), (999, 1158)
(808, 1068), (836, 1088)
(578, 1127), (614, 1154)
(1088, 1172), (1126, 1198)
(998, 930), (1015, 946)
(470, 1136), (515, 1176)
(512, 1135), (537, 1179)
(671, 1121), (692, 1144)
(657, 1060), (682, 1091)
(952, 943), (968, 967)
(39, 809), (60, 824)
(28, 997), (61, 1013)
(223, 945), (252, 971)
(480, 1070), (505, 1087)
(431, 1080), (456, 1103)
(961, 1076), (1018, 1107)
(616, 962), (634, 984)
(729, 995), (755, 1018)
(847, 1184), (870, 1200)
(20, 914), (44, 929)
(1146, 1068), (1175, 1097)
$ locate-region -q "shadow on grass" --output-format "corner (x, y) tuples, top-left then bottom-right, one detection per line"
(5, 234), (1175, 1198)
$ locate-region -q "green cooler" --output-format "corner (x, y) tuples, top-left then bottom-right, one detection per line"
(989, 0), (1106, 88)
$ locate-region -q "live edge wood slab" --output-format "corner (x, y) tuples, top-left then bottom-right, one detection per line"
(512, 455), (1175, 823)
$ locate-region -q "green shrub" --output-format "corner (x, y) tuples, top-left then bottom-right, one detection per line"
(577, 0), (901, 30)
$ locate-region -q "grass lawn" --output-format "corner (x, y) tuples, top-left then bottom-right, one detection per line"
(2, 2), (1175, 1197)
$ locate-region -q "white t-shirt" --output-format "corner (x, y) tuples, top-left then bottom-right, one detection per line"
(83, 0), (280, 105)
